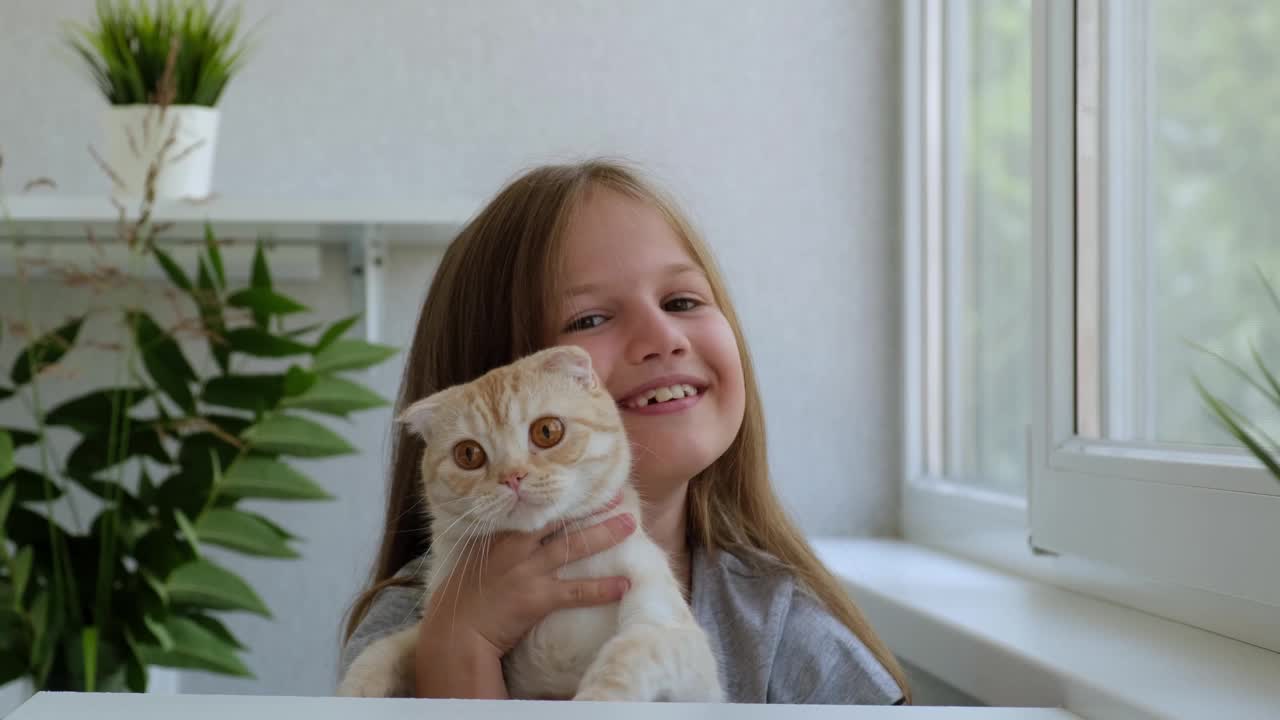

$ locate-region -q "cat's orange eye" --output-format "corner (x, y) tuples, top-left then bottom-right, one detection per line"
(530, 417), (565, 449)
(453, 440), (487, 470)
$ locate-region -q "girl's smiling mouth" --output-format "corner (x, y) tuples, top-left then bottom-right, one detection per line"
(616, 375), (709, 412)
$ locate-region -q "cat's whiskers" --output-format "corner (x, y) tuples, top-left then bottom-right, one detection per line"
(445, 512), (496, 639)
(628, 438), (660, 460)
(422, 506), (491, 632)
(476, 514), (499, 600)
(406, 496), (503, 626)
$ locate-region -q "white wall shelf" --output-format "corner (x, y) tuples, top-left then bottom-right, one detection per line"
(0, 194), (478, 342)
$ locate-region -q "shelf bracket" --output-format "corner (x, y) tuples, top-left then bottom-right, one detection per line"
(348, 224), (386, 343)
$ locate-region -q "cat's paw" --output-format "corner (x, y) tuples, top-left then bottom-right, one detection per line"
(336, 662), (407, 698)
(572, 683), (642, 703)
(336, 673), (395, 698)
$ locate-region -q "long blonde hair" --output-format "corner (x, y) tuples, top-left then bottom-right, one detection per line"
(344, 158), (911, 703)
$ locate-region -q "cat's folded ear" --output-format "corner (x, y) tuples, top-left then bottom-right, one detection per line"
(397, 395), (440, 440)
(537, 345), (598, 391)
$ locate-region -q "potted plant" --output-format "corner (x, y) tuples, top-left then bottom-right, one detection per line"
(0, 213), (399, 695)
(1195, 266), (1280, 488)
(65, 0), (253, 199)
(0, 52), (397, 702)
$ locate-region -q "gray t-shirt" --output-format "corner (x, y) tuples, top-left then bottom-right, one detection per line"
(340, 544), (904, 705)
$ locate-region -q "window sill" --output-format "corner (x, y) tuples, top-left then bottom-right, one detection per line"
(812, 538), (1280, 719)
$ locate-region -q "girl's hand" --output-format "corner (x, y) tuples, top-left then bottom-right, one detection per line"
(415, 511), (637, 696)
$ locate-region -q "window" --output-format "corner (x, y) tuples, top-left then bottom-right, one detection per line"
(1078, 0), (1280, 446)
(905, 0), (1034, 497)
(903, 0), (1280, 653)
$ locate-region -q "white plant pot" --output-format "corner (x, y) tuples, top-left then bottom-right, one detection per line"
(101, 104), (220, 200)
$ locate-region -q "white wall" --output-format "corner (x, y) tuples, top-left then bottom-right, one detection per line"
(1, 0), (903, 697)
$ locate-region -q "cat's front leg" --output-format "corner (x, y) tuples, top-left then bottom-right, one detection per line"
(573, 624), (723, 703)
(336, 625), (419, 698)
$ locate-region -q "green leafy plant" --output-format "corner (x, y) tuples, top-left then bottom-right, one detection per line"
(0, 232), (400, 691)
(65, 0), (252, 106)
(0, 228), (398, 691)
(1, 61), (397, 687)
(1193, 266), (1280, 486)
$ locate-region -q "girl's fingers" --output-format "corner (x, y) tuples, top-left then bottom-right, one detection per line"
(534, 513), (636, 571)
(553, 576), (631, 609)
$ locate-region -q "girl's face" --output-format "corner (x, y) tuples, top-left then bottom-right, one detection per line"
(549, 188), (746, 500)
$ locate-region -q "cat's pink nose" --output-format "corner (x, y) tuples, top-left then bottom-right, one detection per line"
(500, 471), (526, 492)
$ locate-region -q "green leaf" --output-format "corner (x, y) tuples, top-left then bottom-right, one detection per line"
(250, 513), (299, 541)
(1196, 380), (1280, 479)
(121, 630), (148, 692)
(281, 375), (388, 417)
(283, 366), (317, 397)
(153, 247), (193, 291)
(0, 431), (12, 479)
(138, 467), (158, 504)
(137, 615), (251, 677)
(194, 509), (299, 557)
(204, 223), (226, 289)
(1, 428), (39, 448)
(82, 627), (99, 692)
(283, 323), (322, 339)
(314, 314), (360, 352)
(1188, 339), (1280, 407)
(221, 455), (331, 501)
(13, 545), (33, 598)
(45, 387), (150, 434)
(154, 435), (230, 519)
(11, 317), (84, 386)
(140, 569), (169, 609)
(311, 339), (398, 374)
(251, 240), (271, 291)
(227, 288), (308, 317)
(142, 613), (174, 651)
(241, 414), (356, 457)
(136, 530), (196, 582)
(30, 589), (60, 681)
(4, 467), (66, 503)
(0, 484), (16, 530)
(1249, 342), (1280, 413)
(128, 312), (197, 413)
(174, 509), (202, 554)
(191, 258), (231, 375)
(186, 613), (245, 650)
(1258, 264), (1280, 317)
(226, 327), (312, 358)
(200, 374), (285, 412)
(0, 642), (24, 686)
(66, 426), (170, 478)
(6, 506), (70, 550)
(166, 558), (271, 617)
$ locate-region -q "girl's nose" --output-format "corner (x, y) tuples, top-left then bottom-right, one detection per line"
(627, 307), (690, 364)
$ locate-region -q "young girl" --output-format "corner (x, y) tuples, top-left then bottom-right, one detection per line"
(340, 159), (911, 705)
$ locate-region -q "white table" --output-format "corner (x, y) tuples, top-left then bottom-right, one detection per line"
(7, 693), (1080, 719)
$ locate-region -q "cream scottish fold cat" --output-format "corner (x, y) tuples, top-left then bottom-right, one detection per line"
(337, 346), (722, 702)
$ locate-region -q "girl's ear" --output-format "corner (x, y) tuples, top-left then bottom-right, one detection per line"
(537, 345), (598, 391)
(397, 394), (442, 439)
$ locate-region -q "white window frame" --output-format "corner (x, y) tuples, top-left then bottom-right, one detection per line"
(901, 0), (1280, 653)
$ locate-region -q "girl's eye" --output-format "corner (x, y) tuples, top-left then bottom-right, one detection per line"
(664, 297), (702, 312)
(564, 314), (607, 333)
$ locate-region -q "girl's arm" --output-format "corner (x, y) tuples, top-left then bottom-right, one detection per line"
(415, 617), (509, 699)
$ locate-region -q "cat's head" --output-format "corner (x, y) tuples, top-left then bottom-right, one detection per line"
(398, 345), (631, 534)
